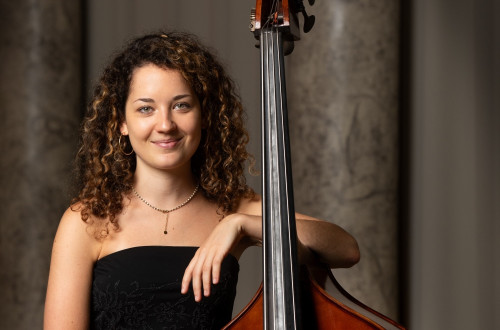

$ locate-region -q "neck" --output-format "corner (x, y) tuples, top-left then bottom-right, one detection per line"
(132, 164), (198, 206)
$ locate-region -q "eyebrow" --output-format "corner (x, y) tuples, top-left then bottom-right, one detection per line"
(133, 98), (154, 103)
(133, 94), (192, 103)
(173, 94), (191, 101)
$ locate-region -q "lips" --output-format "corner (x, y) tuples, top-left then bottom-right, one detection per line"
(151, 137), (182, 149)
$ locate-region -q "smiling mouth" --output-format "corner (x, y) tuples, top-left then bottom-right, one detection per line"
(152, 138), (182, 149)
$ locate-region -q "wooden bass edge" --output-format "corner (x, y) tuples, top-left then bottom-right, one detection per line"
(223, 268), (405, 329)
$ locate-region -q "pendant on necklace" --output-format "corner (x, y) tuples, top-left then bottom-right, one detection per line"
(164, 212), (169, 235)
(132, 184), (199, 235)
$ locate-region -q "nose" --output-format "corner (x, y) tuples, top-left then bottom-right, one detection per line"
(157, 109), (177, 132)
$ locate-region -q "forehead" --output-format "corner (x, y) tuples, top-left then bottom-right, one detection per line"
(130, 64), (184, 84)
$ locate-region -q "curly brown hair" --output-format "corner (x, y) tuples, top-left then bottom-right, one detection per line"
(73, 31), (255, 235)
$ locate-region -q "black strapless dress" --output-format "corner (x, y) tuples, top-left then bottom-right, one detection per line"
(90, 246), (239, 330)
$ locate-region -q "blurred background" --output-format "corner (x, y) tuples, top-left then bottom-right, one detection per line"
(0, 0), (498, 329)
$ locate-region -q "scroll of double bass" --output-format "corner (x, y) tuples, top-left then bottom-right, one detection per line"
(225, 0), (406, 328)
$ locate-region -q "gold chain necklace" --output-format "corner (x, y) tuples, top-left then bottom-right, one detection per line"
(132, 184), (199, 234)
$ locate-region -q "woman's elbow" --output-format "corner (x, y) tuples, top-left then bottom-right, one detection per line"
(347, 240), (361, 267)
(339, 236), (361, 268)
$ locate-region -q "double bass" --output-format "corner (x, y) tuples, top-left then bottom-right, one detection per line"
(225, 0), (406, 328)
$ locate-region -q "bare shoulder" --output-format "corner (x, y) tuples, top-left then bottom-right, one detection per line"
(53, 203), (102, 261)
(236, 194), (262, 215)
(45, 203), (101, 329)
(59, 204), (85, 225)
(57, 204), (90, 236)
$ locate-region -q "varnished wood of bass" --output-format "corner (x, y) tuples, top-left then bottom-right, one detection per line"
(224, 267), (405, 329)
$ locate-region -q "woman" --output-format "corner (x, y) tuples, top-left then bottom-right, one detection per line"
(44, 32), (360, 329)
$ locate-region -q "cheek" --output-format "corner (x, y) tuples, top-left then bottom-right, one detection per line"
(187, 112), (203, 136)
(128, 120), (152, 136)
(190, 123), (203, 147)
(188, 118), (203, 151)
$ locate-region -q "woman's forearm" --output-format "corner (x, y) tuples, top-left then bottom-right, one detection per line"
(296, 218), (360, 268)
(240, 213), (360, 269)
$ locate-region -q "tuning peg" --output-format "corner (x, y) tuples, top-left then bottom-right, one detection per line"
(249, 8), (256, 32)
(300, 8), (315, 33)
(302, 11), (315, 33)
(295, 1), (315, 33)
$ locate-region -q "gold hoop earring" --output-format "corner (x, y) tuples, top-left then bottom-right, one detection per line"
(118, 135), (134, 156)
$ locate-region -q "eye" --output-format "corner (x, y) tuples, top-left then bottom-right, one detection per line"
(138, 106), (154, 114)
(173, 102), (191, 111)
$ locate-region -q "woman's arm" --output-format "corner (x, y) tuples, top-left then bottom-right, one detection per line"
(44, 207), (101, 330)
(182, 195), (360, 301)
(295, 216), (360, 268)
(239, 210), (360, 269)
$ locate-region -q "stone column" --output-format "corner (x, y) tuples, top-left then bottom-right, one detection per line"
(287, 0), (400, 319)
(0, 1), (82, 328)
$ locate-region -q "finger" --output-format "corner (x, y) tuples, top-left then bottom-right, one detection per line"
(181, 254), (198, 294)
(192, 270), (202, 301)
(202, 250), (216, 297)
(212, 253), (223, 285)
(191, 249), (208, 302)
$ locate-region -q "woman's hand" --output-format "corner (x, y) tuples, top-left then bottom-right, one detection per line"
(180, 197), (360, 302)
(181, 213), (261, 302)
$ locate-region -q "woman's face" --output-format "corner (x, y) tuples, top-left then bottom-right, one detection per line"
(121, 64), (202, 173)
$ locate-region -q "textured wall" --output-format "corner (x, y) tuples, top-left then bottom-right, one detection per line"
(287, 0), (400, 319)
(0, 1), (82, 328)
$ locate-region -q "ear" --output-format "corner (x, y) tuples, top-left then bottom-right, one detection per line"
(120, 121), (128, 135)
